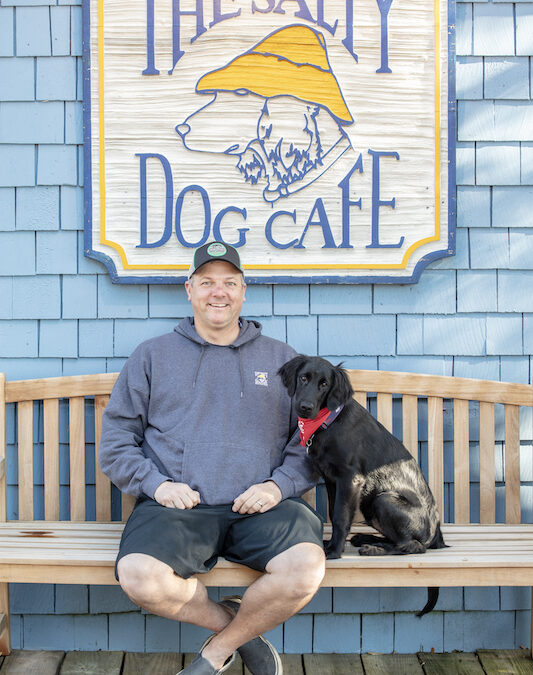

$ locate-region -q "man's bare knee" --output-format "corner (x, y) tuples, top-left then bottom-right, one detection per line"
(267, 543), (326, 597)
(117, 553), (179, 607)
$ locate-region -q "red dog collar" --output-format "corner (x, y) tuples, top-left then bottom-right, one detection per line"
(298, 405), (344, 447)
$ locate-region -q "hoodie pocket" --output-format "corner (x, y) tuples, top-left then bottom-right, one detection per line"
(182, 441), (271, 505)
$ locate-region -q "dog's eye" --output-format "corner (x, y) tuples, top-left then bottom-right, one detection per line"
(319, 380), (328, 389)
(299, 375), (308, 384)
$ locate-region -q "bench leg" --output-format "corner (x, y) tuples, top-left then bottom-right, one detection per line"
(0, 583), (10, 655)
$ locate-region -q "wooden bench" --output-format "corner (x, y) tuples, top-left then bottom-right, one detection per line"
(0, 369), (532, 655)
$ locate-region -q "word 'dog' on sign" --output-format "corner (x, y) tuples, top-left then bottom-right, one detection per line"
(83, 0), (455, 283)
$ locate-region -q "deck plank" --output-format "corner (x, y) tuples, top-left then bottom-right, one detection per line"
(477, 649), (533, 674)
(60, 651), (124, 674)
(0, 650), (64, 674)
(279, 654), (305, 675)
(303, 653), (364, 674)
(418, 652), (484, 674)
(362, 653), (424, 674)
(123, 652), (184, 674)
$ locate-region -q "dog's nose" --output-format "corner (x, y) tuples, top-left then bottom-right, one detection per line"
(298, 403), (314, 417)
(175, 123), (190, 139)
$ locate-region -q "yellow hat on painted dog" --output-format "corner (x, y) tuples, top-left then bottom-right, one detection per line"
(196, 25), (354, 124)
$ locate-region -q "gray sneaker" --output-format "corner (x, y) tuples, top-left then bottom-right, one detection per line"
(219, 596), (283, 675)
(177, 636), (236, 675)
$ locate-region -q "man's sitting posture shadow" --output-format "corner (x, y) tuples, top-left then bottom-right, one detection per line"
(99, 241), (325, 675)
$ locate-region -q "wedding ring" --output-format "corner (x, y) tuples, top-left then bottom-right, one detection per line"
(256, 501), (263, 507)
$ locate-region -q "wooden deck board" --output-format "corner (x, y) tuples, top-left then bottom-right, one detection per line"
(362, 653), (424, 674)
(418, 651), (485, 674)
(0, 650), (64, 674)
(477, 649), (533, 674)
(122, 652), (184, 674)
(0, 651), (529, 674)
(304, 653), (364, 674)
(60, 651), (123, 674)
(277, 654), (304, 675)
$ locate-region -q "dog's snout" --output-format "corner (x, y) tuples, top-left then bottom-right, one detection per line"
(175, 123), (190, 139)
(298, 402), (314, 417)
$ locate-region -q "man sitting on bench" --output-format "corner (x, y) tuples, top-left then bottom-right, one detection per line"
(99, 241), (325, 675)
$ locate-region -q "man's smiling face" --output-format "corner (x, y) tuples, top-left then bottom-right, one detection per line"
(185, 260), (246, 343)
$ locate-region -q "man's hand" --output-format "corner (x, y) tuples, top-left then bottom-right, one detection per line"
(232, 480), (282, 514)
(153, 481), (201, 509)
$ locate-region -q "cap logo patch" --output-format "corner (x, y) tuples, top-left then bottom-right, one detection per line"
(207, 243), (227, 257)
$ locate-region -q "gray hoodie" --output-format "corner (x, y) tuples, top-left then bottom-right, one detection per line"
(99, 318), (317, 505)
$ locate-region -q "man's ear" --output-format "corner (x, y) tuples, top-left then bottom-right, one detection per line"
(185, 280), (192, 302)
(326, 365), (353, 411)
(278, 355), (307, 397)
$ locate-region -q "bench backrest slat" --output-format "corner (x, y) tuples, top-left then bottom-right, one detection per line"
(0, 374), (6, 523)
(69, 397), (86, 522)
(453, 398), (470, 524)
(377, 393), (393, 433)
(122, 494), (136, 521)
(402, 394), (418, 460)
(2, 370), (532, 525)
(95, 395), (111, 522)
(17, 401), (34, 521)
(43, 398), (60, 521)
(427, 396), (444, 519)
(479, 402), (496, 524)
(505, 404), (521, 524)
(353, 392), (367, 408)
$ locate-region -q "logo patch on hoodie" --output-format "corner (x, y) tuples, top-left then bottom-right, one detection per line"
(255, 372), (268, 387)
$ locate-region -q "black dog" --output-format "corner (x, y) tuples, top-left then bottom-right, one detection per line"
(278, 355), (447, 617)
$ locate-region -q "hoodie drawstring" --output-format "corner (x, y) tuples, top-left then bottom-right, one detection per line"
(237, 348), (244, 398)
(192, 344), (245, 398)
(192, 345), (207, 389)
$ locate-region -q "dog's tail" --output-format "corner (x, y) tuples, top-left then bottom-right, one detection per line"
(416, 587), (439, 618)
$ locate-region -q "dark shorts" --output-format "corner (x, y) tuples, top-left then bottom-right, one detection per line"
(116, 497), (324, 580)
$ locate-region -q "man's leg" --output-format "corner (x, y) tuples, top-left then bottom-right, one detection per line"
(117, 553), (232, 634)
(201, 542), (325, 670)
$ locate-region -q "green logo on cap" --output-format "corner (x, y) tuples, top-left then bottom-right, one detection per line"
(207, 243), (227, 257)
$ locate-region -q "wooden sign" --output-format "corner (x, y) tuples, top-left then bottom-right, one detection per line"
(83, 0), (455, 283)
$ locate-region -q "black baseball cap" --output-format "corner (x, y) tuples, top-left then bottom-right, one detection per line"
(187, 241), (244, 279)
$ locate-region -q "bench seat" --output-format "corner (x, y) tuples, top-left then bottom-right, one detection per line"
(0, 522), (532, 588)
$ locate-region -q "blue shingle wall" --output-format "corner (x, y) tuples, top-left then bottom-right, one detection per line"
(0, 0), (532, 654)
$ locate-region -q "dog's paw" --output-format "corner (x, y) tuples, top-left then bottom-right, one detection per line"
(323, 540), (342, 559)
(350, 534), (364, 547)
(358, 544), (387, 556)
(325, 549), (342, 560)
(400, 540), (426, 554)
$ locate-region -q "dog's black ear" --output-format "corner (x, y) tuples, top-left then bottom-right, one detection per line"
(326, 364), (354, 410)
(278, 355), (307, 397)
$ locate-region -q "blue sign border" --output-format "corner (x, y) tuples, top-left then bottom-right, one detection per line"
(82, 1), (456, 285)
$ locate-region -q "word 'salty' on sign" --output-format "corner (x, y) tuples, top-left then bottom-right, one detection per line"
(83, 0), (456, 283)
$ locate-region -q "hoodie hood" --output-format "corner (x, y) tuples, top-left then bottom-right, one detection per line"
(174, 317), (263, 397)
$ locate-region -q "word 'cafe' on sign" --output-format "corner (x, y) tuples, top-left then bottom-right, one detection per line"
(84, 0), (453, 281)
